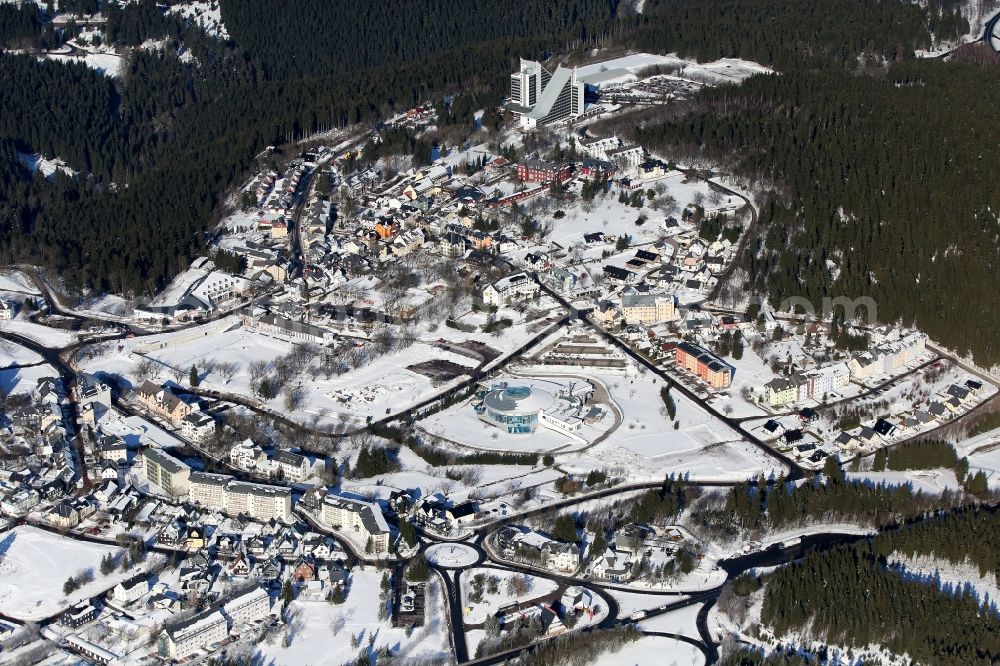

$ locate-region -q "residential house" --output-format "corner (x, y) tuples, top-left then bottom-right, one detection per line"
(113, 576), (150, 605)
(135, 381), (197, 426)
(481, 273), (539, 307)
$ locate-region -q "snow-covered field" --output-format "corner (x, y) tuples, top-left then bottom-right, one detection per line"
(254, 571), (449, 665)
(168, 0), (229, 39)
(17, 152), (78, 179)
(890, 551), (1000, 608)
(0, 527), (127, 621)
(612, 591), (689, 617)
(954, 427), (1000, 488)
(574, 51), (771, 86)
(418, 374), (615, 454)
(340, 446), (563, 507)
(44, 51), (122, 76)
(638, 602), (702, 637)
(543, 169), (716, 252)
(846, 469), (962, 494)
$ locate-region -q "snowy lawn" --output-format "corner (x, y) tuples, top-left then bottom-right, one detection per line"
(459, 567), (559, 625)
(604, 634), (705, 666)
(254, 570), (450, 665)
(0, 526), (128, 621)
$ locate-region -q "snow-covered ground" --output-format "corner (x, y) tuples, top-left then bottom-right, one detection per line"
(542, 169), (716, 251)
(0, 316), (77, 347)
(254, 571), (449, 665)
(612, 591), (689, 617)
(16, 152), (78, 179)
(638, 602), (702, 637)
(0, 362), (58, 394)
(890, 551), (1000, 608)
(0, 526), (128, 621)
(0, 269), (40, 295)
(954, 427), (1000, 488)
(339, 446), (563, 507)
(168, 0), (229, 39)
(0, 338), (43, 366)
(846, 469), (962, 495)
(459, 566), (559, 625)
(603, 633), (706, 666)
(526, 362), (785, 482)
(574, 51), (771, 85)
(43, 52), (122, 77)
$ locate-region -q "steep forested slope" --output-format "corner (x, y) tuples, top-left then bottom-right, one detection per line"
(633, 56), (1000, 364)
(220, 0), (621, 79)
(759, 510), (1000, 665)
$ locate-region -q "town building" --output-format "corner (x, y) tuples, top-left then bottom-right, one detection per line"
(138, 447), (191, 497)
(181, 412), (215, 443)
(113, 576), (150, 605)
(849, 332), (926, 381)
(157, 609), (228, 660)
(516, 159), (572, 184)
(188, 473), (293, 522)
(620, 293), (675, 324)
(222, 586), (271, 626)
(135, 381), (197, 426)
(188, 471), (229, 507)
(271, 450), (309, 482)
(674, 341), (734, 389)
(61, 603), (97, 628)
(319, 495), (391, 553)
(475, 380), (595, 436)
(240, 310), (336, 345)
(481, 273), (540, 307)
(508, 60), (585, 128)
(76, 373), (111, 407)
(230, 439), (265, 470)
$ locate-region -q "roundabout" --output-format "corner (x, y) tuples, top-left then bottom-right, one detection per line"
(424, 543), (481, 569)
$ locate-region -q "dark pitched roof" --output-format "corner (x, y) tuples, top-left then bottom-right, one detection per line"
(873, 419), (895, 436)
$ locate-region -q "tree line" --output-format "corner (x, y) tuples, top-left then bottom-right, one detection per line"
(760, 542), (1000, 665)
(708, 473), (969, 536)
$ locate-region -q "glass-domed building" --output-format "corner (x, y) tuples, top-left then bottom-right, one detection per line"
(475, 380), (594, 435)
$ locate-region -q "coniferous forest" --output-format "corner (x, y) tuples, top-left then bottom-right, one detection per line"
(760, 508), (1000, 666)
